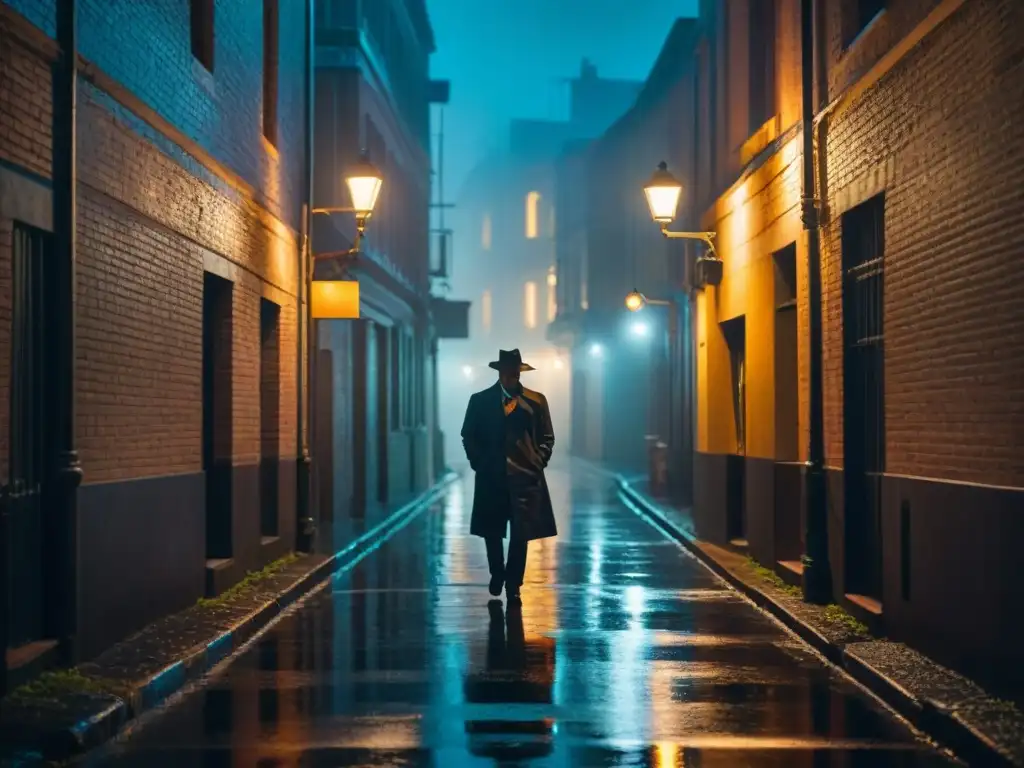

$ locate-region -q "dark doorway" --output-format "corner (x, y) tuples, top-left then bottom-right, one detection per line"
(378, 327), (391, 505)
(314, 348), (334, 531)
(7, 223), (51, 650)
(259, 298), (281, 540)
(202, 273), (233, 561)
(841, 194), (886, 607)
(773, 244), (802, 572)
(722, 316), (746, 544)
(773, 245), (799, 462)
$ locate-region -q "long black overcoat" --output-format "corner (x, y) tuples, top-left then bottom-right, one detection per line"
(461, 382), (557, 542)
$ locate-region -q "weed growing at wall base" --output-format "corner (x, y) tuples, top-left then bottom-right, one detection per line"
(195, 553), (301, 608)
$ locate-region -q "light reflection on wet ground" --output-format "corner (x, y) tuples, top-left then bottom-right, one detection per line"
(86, 463), (959, 767)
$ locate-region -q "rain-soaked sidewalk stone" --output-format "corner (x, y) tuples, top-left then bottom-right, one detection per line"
(0, 474), (456, 763)
(618, 473), (1024, 767)
(82, 463), (964, 766)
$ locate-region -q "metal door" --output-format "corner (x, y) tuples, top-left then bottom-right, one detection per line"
(7, 223), (50, 647)
(841, 195), (886, 602)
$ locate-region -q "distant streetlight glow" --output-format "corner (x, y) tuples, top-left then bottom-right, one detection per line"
(462, 365), (474, 380)
(589, 342), (604, 358)
(643, 161), (683, 223)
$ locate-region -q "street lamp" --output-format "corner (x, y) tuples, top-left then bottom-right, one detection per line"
(625, 290), (672, 312)
(625, 290), (645, 312)
(314, 153), (384, 255)
(298, 154), (384, 551)
(643, 162), (722, 286)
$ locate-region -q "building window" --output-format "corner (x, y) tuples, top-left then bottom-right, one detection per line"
(844, 0), (886, 47)
(524, 281), (537, 329)
(190, 0), (215, 72)
(262, 0), (279, 145)
(259, 298), (281, 537)
(546, 267), (557, 323)
(482, 213), (492, 251)
(748, 0), (776, 134)
(723, 317), (746, 455)
(580, 254), (589, 310)
(525, 191), (540, 239)
(481, 289), (492, 333)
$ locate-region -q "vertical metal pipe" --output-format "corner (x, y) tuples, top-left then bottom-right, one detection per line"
(53, 0), (84, 662)
(296, 0), (316, 552)
(801, 0), (833, 603)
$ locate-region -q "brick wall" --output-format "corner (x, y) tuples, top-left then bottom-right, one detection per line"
(821, 0), (1024, 487)
(0, 0), (305, 485)
(0, 10), (54, 486)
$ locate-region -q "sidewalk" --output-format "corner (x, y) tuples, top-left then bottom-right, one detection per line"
(0, 472), (457, 763)
(616, 473), (1024, 768)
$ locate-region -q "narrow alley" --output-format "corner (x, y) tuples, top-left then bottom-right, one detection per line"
(88, 464), (956, 767)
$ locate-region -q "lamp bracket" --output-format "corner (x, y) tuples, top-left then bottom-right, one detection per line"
(660, 226), (719, 258)
(312, 206), (356, 215)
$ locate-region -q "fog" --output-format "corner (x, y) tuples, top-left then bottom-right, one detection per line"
(429, 1), (697, 470)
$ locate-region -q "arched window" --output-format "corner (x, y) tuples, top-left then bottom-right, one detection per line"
(524, 281), (537, 329)
(546, 267), (557, 322)
(481, 289), (492, 333)
(525, 191), (540, 239)
(481, 213), (492, 251)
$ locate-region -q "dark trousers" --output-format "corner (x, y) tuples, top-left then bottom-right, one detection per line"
(485, 535), (528, 588)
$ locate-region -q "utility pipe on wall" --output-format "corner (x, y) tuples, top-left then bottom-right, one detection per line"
(800, 0), (833, 604)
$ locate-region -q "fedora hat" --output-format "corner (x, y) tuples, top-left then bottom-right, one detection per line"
(488, 348), (535, 372)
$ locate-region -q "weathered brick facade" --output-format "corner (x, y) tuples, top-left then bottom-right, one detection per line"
(1, 0), (308, 662)
(685, 0), (1024, 694)
(821, 0), (1024, 487)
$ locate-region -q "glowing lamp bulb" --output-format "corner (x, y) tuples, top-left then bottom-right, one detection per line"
(625, 291), (645, 312)
(643, 161), (683, 223)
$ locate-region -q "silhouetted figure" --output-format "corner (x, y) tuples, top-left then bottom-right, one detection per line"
(461, 349), (557, 603)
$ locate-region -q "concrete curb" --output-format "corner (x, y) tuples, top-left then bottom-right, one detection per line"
(2, 472), (458, 763)
(616, 476), (1020, 768)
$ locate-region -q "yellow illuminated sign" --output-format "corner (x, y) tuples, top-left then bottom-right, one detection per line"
(311, 280), (360, 319)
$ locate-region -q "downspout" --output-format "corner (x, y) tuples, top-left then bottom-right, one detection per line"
(296, 0), (315, 552)
(52, 0), (84, 666)
(800, 0), (833, 603)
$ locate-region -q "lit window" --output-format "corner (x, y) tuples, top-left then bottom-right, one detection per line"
(524, 281), (537, 329)
(546, 268), (557, 322)
(481, 289), (492, 333)
(525, 191), (540, 239)
(481, 214), (492, 251)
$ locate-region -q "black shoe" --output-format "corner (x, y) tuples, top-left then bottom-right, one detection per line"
(506, 585), (522, 603)
(489, 574), (504, 597)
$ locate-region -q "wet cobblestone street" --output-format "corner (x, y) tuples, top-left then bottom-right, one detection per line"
(86, 464), (959, 767)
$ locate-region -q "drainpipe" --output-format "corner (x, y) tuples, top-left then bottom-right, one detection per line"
(800, 0), (833, 604)
(295, 0), (315, 552)
(52, 0), (84, 664)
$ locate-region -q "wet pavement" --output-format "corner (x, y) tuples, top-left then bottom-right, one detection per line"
(85, 463), (959, 767)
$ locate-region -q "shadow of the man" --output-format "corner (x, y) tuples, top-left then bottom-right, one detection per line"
(463, 601), (555, 761)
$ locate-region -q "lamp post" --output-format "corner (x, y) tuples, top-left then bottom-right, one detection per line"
(643, 162), (719, 254)
(624, 290), (689, 501)
(296, 154), (383, 552)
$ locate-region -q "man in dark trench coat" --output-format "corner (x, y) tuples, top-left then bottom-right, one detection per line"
(461, 349), (557, 603)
